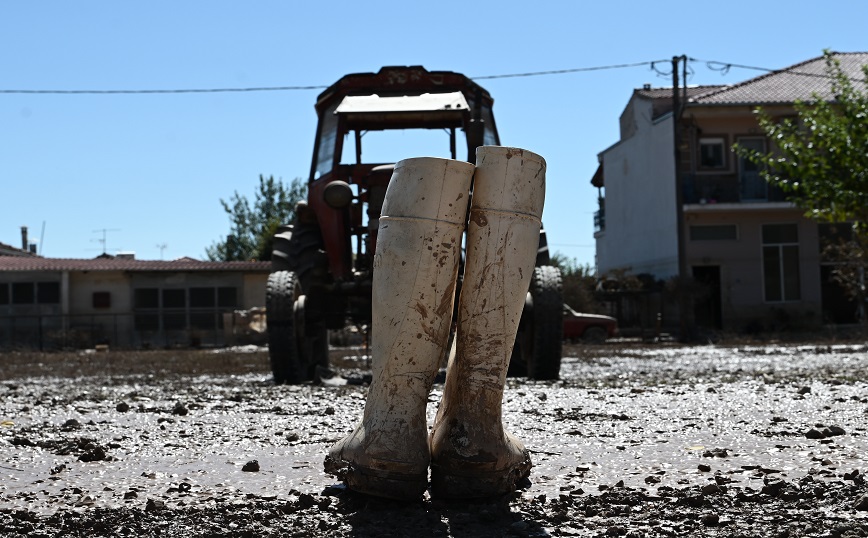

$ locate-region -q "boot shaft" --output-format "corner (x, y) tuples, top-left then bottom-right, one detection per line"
(454, 147), (546, 390)
(366, 157), (474, 421)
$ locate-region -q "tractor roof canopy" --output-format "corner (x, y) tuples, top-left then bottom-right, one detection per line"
(310, 67), (499, 180)
(334, 92), (470, 130)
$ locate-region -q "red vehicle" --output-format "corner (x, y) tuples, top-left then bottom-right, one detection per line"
(563, 304), (618, 343)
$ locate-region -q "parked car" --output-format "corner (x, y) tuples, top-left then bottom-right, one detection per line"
(563, 305), (618, 343)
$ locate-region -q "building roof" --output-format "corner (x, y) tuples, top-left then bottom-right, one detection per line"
(690, 52), (868, 106)
(632, 85), (725, 122)
(0, 241), (35, 257)
(0, 256), (271, 273)
(636, 85), (724, 101)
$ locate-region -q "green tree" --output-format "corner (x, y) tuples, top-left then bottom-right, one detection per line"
(206, 175), (306, 261)
(550, 253), (601, 313)
(734, 51), (868, 318)
(734, 51), (868, 228)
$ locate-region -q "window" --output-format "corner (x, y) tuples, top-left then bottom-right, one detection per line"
(690, 225), (737, 241)
(762, 224), (801, 302)
(699, 137), (726, 169)
(93, 292), (112, 309)
(162, 289), (185, 309)
(37, 282), (60, 304)
(4, 281), (60, 305)
(135, 288), (159, 308)
(190, 287), (215, 308)
(12, 283), (34, 304)
(217, 287), (238, 308)
(133, 285), (239, 333)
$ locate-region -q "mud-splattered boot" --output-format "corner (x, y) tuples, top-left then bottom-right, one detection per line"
(324, 157), (474, 500)
(429, 146), (545, 499)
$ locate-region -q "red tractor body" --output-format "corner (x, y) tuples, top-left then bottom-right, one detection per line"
(266, 67), (562, 383)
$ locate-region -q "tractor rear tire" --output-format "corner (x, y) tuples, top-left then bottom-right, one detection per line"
(509, 265), (564, 380)
(266, 271), (304, 384)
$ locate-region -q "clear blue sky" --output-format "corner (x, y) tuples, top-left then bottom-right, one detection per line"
(2, 1), (866, 268)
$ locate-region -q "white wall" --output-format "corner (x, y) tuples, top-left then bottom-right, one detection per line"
(597, 98), (679, 278)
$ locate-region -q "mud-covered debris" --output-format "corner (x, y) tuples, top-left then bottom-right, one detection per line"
(61, 419), (80, 431)
(761, 479), (787, 497)
(701, 513), (720, 526)
(825, 425), (846, 436)
(806, 427), (825, 439)
(701, 484), (722, 495)
(11, 437), (34, 447)
(806, 424), (847, 439)
(78, 445), (106, 462)
(145, 498), (165, 511)
(296, 493), (317, 509)
(2, 343), (868, 536)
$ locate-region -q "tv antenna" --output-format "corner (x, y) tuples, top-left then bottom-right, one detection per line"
(92, 228), (120, 254)
(156, 243), (168, 259)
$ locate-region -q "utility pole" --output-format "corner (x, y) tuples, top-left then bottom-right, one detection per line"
(672, 55), (692, 341)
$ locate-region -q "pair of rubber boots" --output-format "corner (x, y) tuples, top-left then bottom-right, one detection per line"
(324, 146), (545, 500)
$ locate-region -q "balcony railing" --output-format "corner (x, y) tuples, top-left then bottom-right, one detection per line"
(594, 206), (605, 232)
(681, 173), (786, 204)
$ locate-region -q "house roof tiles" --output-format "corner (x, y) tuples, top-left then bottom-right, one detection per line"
(690, 52), (868, 106)
(0, 256), (271, 273)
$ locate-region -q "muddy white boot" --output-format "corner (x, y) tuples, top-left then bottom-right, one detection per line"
(429, 146), (545, 499)
(324, 157), (473, 499)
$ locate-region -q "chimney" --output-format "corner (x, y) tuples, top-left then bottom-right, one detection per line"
(21, 226), (28, 251)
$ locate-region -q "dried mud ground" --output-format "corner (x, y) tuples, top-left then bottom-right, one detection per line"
(2, 339), (868, 537)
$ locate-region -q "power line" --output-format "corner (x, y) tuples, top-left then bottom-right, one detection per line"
(0, 84), (328, 95)
(471, 60), (669, 80)
(1, 56), (861, 95)
(0, 59), (671, 94)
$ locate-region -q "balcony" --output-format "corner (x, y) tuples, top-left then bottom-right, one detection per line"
(594, 199), (605, 232)
(681, 173), (786, 205)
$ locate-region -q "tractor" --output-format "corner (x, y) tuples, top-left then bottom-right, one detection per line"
(266, 66), (563, 384)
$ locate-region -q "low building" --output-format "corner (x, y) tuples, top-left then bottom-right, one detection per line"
(0, 255), (270, 349)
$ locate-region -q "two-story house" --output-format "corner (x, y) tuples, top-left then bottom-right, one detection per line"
(593, 52), (867, 331)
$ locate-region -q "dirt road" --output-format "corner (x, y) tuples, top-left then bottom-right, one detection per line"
(1, 341), (867, 536)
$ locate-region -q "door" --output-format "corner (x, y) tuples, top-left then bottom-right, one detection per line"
(693, 266), (722, 329)
(738, 137), (767, 201)
(820, 265), (859, 324)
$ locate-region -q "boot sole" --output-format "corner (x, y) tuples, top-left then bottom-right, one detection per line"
(429, 458), (532, 499)
(324, 455), (428, 501)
